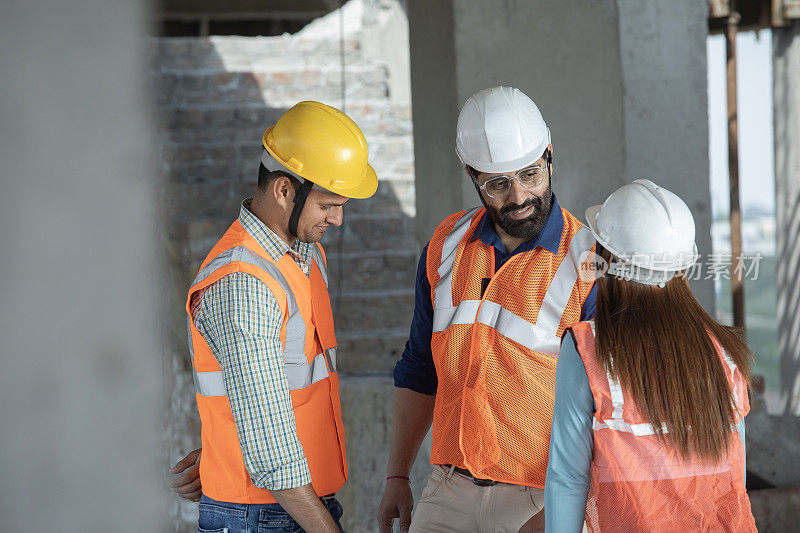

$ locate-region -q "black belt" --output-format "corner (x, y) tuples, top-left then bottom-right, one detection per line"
(449, 465), (499, 486)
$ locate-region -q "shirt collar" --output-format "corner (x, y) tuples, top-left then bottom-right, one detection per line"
(239, 198), (313, 263)
(470, 193), (564, 256)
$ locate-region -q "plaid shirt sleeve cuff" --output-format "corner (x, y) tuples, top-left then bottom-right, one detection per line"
(251, 456), (313, 491)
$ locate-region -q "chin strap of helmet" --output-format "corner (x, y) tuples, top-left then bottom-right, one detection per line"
(545, 148), (552, 178)
(288, 179), (314, 238)
(467, 165), (481, 193)
(466, 166), (492, 212)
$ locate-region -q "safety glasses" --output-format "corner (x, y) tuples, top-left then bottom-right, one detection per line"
(475, 164), (548, 199)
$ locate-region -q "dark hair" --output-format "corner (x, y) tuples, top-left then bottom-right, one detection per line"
(595, 257), (752, 462)
(257, 163), (301, 192)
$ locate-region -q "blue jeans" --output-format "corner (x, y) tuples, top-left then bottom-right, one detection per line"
(198, 494), (344, 533)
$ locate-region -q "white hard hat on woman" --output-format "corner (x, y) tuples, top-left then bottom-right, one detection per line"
(585, 178), (698, 287)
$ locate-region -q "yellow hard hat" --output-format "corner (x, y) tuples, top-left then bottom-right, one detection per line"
(262, 101), (378, 199)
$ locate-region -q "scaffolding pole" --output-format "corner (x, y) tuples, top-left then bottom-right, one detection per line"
(725, 3), (746, 328)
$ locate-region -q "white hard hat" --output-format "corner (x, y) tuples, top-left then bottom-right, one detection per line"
(585, 179), (698, 287)
(456, 86), (551, 174)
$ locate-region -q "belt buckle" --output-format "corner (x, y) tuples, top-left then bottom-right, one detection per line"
(471, 475), (498, 487)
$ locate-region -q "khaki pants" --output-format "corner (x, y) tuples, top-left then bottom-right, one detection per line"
(409, 465), (543, 533)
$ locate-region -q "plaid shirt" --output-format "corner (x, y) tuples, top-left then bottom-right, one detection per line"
(191, 199), (315, 491)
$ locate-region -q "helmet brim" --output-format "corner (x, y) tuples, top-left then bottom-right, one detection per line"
(327, 163), (378, 199)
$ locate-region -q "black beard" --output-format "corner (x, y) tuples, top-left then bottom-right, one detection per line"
(484, 185), (553, 241)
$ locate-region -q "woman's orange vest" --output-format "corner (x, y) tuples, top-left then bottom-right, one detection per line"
(185, 219), (347, 504)
(427, 206), (595, 487)
(568, 320), (757, 532)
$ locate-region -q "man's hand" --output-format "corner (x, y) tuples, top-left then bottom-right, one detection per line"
(168, 448), (202, 501)
(518, 508), (545, 533)
(376, 478), (414, 533)
(376, 388), (435, 533)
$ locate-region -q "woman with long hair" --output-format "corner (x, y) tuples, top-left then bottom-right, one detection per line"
(543, 179), (757, 532)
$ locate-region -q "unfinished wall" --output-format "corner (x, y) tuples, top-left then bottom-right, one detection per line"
(152, 4), (424, 530)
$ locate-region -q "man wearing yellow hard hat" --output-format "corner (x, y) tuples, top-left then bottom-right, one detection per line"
(170, 101), (377, 532)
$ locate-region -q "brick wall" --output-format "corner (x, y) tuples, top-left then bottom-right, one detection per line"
(152, 33), (427, 532)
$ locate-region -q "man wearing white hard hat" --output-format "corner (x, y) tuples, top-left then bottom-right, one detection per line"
(377, 87), (597, 532)
(545, 179), (756, 532)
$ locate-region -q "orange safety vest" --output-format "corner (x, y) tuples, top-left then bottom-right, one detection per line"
(568, 320), (757, 532)
(427, 206), (595, 487)
(186, 219), (347, 504)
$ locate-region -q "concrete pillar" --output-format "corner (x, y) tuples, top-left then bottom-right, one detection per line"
(0, 1), (162, 531)
(774, 21), (800, 415)
(407, 0), (461, 242)
(408, 0), (714, 307)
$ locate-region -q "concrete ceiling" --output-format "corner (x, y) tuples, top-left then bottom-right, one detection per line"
(159, 0), (339, 18)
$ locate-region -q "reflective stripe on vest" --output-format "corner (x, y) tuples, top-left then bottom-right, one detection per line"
(433, 207), (481, 317)
(587, 322), (670, 437)
(189, 244), (334, 397)
(433, 210), (595, 354)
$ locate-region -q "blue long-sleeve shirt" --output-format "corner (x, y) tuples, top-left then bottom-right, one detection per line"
(393, 195), (597, 394)
(544, 330), (747, 533)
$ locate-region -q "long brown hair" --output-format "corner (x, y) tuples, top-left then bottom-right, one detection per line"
(595, 260), (752, 462)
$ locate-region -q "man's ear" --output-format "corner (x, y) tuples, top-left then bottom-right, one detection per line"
(272, 176), (296, 208)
